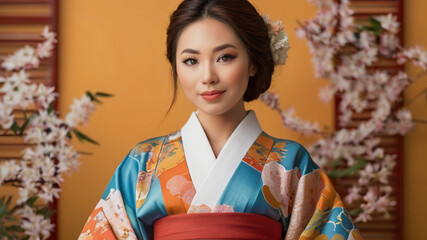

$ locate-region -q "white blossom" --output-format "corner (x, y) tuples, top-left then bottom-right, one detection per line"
(0, 160), (20, 184)
(65, 95), (96, 127)
(1, 46), (39, 71)
(375, 14), (400, 34)
(17, 206), (55, 240)
(318, 85), (335, 102)
(0, 102), (14, 129)
(34, 85), (57, 109)
(259, 92), (279, 109)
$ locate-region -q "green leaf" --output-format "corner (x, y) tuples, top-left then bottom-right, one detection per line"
(95, 92), (114, 97)
(37, 208), (56, 219)
(5, 216), (19, 222)
(5, 225), (24, 233)
(86, 91), (95, 101)
(10, 122), (20, 134)
(369, 17), (382, 35)
(86, 91), (102, 104)
(25, 196), (38, 207)
(66, 131), (72, 139)
(328, 159), (367, 178)
(20, 114), (36, 133)
(72, 129), (99, 145)
(93, 98), (103, 104)
(47, 104), (54, 114)
(0, 203), (6, 218)
(349, 207), (363, 216)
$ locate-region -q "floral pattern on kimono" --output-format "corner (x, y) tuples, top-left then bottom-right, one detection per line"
(80, 115), (362, 240)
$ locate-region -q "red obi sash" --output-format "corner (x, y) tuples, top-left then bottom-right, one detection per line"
(154, 213), (283, 240)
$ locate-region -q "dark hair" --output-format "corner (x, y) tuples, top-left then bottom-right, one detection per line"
(166, 0), (274, 109)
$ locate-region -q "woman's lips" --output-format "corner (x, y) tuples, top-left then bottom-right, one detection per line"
(200, 90), (226, 101)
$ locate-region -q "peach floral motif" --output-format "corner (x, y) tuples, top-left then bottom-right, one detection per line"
(79, 230), (94, 240)
(285, 171), (323, 240)
(261, 161), (298, 217)
(93, 210), (109, 232)
(188, 204), (212, 213)
(166, 175), (196, 204)
(135, 170), (153, 208)
(101, 189), (137, 239)
(212, 204), (234, 213)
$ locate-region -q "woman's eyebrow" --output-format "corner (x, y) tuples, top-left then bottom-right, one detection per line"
(180, 43), (237, 55)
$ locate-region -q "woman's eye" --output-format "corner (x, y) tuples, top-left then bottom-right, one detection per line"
(218, 54), (236, 62)
(183, 58), (197, 65)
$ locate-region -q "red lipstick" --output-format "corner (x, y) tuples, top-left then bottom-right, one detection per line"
(200, 90), (225, 101)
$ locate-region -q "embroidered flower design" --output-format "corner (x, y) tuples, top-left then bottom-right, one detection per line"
(166, 175), (196, 204)
(212, 204), (234, 213)
(135, 171), (153, 208)
(188, 204), (212, 213)
(261, 161), (298, 217)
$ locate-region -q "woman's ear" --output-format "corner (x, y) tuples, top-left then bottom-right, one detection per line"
(249, 65), (257, 77)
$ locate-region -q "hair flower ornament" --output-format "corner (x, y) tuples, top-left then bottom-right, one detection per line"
(263, 15), (290, 66)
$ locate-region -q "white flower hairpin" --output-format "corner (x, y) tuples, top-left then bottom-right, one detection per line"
(263, 15), (290, 66)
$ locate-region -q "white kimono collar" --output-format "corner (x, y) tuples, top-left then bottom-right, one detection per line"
(180, 110), (262, 211)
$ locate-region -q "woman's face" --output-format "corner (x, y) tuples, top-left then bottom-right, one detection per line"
(176, 18), (256, 117)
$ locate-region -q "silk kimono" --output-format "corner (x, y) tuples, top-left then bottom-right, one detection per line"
(79, 111), (362, 240)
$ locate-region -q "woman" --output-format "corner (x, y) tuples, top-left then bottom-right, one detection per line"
(79, 0), (362, 239)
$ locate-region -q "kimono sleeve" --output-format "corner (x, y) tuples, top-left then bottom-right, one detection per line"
(78, 151), (142, 240)
(283, 144), (363, 240)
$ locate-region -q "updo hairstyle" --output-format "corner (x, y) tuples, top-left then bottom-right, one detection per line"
(166, 0), (274, 106)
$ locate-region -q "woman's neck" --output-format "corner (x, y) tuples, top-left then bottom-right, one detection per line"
(196, 103), (247, 158)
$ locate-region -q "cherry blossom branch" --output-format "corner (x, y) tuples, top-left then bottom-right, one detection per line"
(261, 0), (426, 223)
(0, 27), (112, 239)
(413, 119), (427, 124)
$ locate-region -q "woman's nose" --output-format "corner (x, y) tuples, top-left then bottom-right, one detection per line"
(201, 62), (218, 85)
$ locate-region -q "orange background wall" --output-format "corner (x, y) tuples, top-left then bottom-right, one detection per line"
(57, 0), (426, 239)
(403, 0), (427, 239)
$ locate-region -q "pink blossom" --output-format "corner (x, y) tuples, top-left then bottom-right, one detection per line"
(358, 31), (375, 49)
(382, 154), (397, 171)
(17, 205), (55, 240)
(375, 14), (400, 34)
(41, 26), (56, 42)
(295, 28), (306, 39)
(1, 45), (39, 71)
(355, 208), (372, 223)
(0, 160), (21, 184)
(402, 46), (427, 70)
(318, 85), (335, 102)
(39, 182), (61, 203)
(375, 195), (396, 214)
(358, 163), (378, 185)
(0, 103), (14, 129)
(377, 166), (391, 184)
(379, 34), (400, 56)
(338, 110), (352, 127)
(259, 92), (279, 109)
(65, 94), (96, 127)
(385, 108), (414, 135)
(280, 107), (320, 134)
(345, 186), (361, 204)
(34, 85), (57, 109)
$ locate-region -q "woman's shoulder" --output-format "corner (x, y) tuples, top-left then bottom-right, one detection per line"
(263, 131), (307, 152)
(263, 132), (320, 175)
(127, 130), (181, 159)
